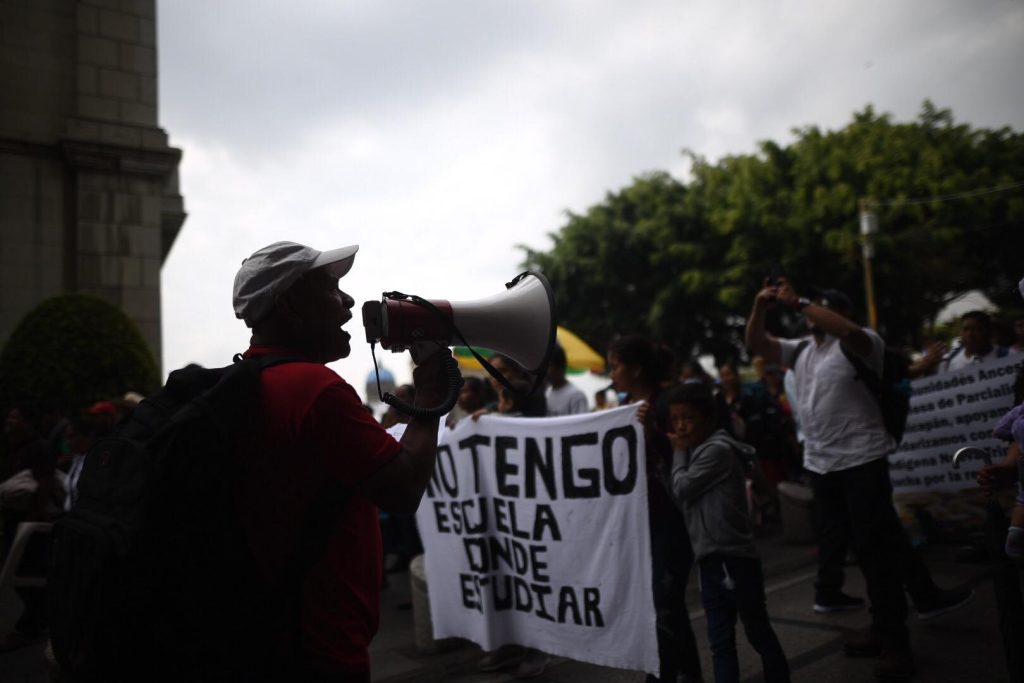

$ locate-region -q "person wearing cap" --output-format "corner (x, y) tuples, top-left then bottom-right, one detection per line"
(745, 278), (916, 680)
(231, 241), (457, 682)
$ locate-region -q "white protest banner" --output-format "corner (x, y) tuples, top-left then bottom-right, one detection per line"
(415, 404), (659, 676)
(891, 354), (1023, 494)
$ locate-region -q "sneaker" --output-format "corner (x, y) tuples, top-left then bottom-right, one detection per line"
(814, 591), (866, 613)
(874, 647), (915, 681)
(843, 627), (884, 658)
(515, 651), (551, 679)
(478, 644), (525, 672)
(914, 586), (974, 620)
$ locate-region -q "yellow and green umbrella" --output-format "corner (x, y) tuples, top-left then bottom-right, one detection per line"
(453, 326), (605, 375)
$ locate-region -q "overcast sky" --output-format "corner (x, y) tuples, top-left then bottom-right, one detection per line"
(157, 0), (1024, 398)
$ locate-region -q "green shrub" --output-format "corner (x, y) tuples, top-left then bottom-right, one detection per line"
(0, 294), (160, 414)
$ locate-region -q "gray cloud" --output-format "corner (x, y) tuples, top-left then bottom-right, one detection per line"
(157, 0), (1024, 386)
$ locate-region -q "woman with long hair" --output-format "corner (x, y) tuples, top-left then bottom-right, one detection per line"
(608, 335), (702, 683)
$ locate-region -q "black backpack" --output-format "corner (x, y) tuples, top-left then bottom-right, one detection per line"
(47, 356), (347, 682)
(793, 339), (912, 445)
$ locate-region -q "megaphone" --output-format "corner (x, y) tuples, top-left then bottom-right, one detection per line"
(362, 271), (557, 418)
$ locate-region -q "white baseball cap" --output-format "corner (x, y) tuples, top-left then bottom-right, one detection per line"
(233, 241), (358, 327)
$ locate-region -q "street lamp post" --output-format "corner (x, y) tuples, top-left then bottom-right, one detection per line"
(859, 199), (879, 330)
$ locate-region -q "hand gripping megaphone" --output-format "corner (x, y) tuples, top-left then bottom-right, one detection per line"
(362, 271), (557, 418)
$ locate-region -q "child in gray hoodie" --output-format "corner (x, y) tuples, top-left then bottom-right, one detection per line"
(666, 383), (790, 683)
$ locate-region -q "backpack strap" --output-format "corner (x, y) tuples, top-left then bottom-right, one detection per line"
(791, 339), (811, 367)
(838, 343), (882, 396)
(235, 354), (352, 660)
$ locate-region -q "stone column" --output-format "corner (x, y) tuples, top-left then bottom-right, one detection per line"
(0, 0), (185, 368)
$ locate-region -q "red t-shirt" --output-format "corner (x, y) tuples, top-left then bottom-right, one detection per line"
(237, 346), (400, 673)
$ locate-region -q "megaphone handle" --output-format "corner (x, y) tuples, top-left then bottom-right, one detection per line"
(382, 352), (462, 420)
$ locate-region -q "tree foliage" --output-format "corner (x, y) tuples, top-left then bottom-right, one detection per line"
(521, 102), (1024, 365)
(0, 294), (160, 414)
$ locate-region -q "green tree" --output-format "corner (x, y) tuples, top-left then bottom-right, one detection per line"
(0, 294), (160, 414)
(522, 102), (1024, 364)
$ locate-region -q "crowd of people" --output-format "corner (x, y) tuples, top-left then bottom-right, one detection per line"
(1, 239), (1022, 683)
(0, 393), (144, 651)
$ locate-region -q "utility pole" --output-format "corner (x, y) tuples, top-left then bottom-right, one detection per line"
(859, 199), (879, 330)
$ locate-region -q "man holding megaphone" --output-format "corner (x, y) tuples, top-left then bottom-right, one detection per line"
(232, 240), (458, 682)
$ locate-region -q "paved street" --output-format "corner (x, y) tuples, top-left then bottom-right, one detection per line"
(0, 533), (1013, 682)
(370, 535), (1009, 683)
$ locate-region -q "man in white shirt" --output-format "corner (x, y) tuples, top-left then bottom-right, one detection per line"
(545, 344), (589, 416)
(746, 279), (915, 681)
(941, 310), (1008, 372)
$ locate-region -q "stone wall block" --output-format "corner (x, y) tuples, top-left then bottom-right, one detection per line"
(112, 223), (131, 255)
(77, 171), (117, 193)
(0, 157), (35, 197)
(118, 44), (155, 76)
(76, 4), (98, 34)
(39, 257), (63, 291)
(138, 17), (154, 46)
(131, 225), (160, 256)
(138, 318), (159, 346)
(98, 122), (142, 147)
(77, 64), (98, 95)
(3, 262), (36, 293)
(139, 75), (156, 106)
(119, 0), (155, 21)
(78, 191), (110, 222)
(77, 94), (119, 121)
(64, 117), (100, 140)
(114, 192), (141, 223)
(99, 253), (121, 286)
(1, 240), (36, 268)
(0, 44), (34, 69)
(76, 253), (100, 288)
(78, 222), (108, 254)
(2, 22), (40, 50)
(120, 255), (142, 286)
(140, 194), (161, 226)
(37, 202), (63, 238)
(141, 257), (160, 288)
(35, 243), (62, 277)
(99, 68), (140, 100)
(118, 101), (155, 127)
(122, 287), (157, 320)
(0, 109), (40, 140)
(98, 8), (138, 42)
(2, 196), (33, 223)
(78, 35), (118, 67)
(26, 7), (64, 34)
(0, 286), (37, 314)
(83, 0), (122, 11)
(140, 127), (167, 149)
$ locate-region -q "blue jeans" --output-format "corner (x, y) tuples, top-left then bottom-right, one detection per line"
(699, 555), (790, 683)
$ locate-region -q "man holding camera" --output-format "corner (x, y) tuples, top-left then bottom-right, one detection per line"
(232, 241), (456, 682)
(745, 277), (915, 681)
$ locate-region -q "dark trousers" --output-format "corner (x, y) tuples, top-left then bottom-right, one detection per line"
(811, 458), (909, 645)
(699, 555), (790, 683)
(648, 506), (703, 682)
(816, 510), (940, 607)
